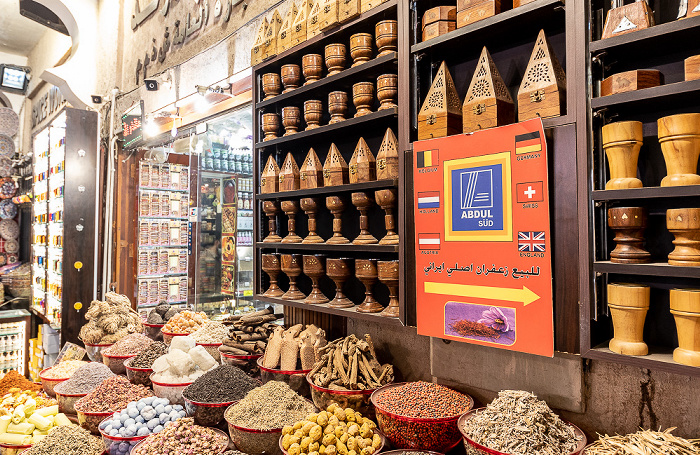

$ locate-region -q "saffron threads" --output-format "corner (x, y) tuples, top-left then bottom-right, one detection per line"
(450, 320), (501, 339)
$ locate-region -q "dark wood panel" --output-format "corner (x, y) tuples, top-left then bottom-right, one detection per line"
(592, 186), (700, 201)
(594, 261), (700, 278)
(256, 179), (398, 200)
(256, 242), (399, 253)
(262, 295), (403, 326)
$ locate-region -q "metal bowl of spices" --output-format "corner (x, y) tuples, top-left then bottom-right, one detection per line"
(184, 396), (237, 427)
(56, 390), (88, 414)
(84, 342), (113, 363)
(458, 409), (587, 455)
(0, 442), (31, 455)
(76, 409), (114, 434)
(225, 417), (284, 455)
(142, 321), (164, 341)
(131, 426), (230, 454)
(38, 367), (70, 397)
(257, 357), (311, 398)
(220, 352), (262, 377)
(306, 373), (381, 417)
(123, 358), (153, 387)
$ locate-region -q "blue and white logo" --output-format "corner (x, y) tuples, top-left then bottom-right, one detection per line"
(451, 164), (504, 232)
(460, 169), (493, 209)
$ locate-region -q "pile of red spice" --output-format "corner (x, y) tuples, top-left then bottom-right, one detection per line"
(450, 319), (501, 339)
(0, 371), (42, 395)
(374, 381), (473, 419)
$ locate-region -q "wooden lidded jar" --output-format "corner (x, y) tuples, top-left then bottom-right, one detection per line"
(300, 148), (324, 189)
(670, 288), (700, 367)
(517, 29), (566, 122)
(323, 143), (349, 186)
(601, 120), (643, 190)
(422, 6), (456, 42)
(456, 0), (500, 28)
(261, 155), (280, 194)
(349, 137), (376, 183)
(377, 128), (399, 180)
(279, 153), (300, 191)
(607, 283), (650, 356)
(462, 46), (514, 133)
(418, 61), (462, 140)
(657, 113), (700, 187)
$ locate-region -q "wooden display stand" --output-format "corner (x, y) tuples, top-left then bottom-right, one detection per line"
(462, 46), (514, 133)
(607, 283), (650, 356)
(600, 70), (662, 96)
(601, 1), (654, 40)
(418, 62), (462, 140)
(517, 29), (566, 121)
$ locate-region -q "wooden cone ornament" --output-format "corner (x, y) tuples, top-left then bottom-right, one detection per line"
(307, 1), (323, 39)
(279, 153), (300, 191)
(261, 155), (280, 194)
(278, 3), (298, 54)
(251, 18), (269, 66)
(292, 1), (312, 46)
(463, 46), (514, 133)
(262, 10), (282, 61)
(517, 29), (566, 121)
(323, 143), (349, 186)
(300, 148), (324, 189)
(377, 128), (399, 180)
(349, 137), (376, 183)
(418, 61), (462, 140)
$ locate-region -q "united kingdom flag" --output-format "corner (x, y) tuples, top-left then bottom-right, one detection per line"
(518, 231), (546, 252)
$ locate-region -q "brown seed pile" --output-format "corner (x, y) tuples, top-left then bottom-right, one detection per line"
(23, 424), (104, 455)
(225, 381), (316, 430)
(74, 375), (153, 413)
(103, 333), (154, 356)
(374, 381), (472, 419)
(130, 341), (168, 368)
(131, 418), (228, 455)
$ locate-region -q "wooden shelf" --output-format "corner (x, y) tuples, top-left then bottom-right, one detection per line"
(585, 345), (700, 378)
(591, 186), (700, 201)
(256, 179), (398, 200)
(257, 53), (398, 109)
(253, 0), (398, 72)
(594, 261), (700, 279)
(591, 79), (700, 113)
(255, 294), (403, 326)
(410, 0), (565, 54)
(255, 108), (397, 149)
(256, 242), (399, 253)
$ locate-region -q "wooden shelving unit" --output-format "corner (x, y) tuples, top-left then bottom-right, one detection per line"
(591, 79), (700, 114)
(256, 179), (397, 200)
(257, 242), (399, 253)
(593, 262), (700, 279)
(592, 186), (700, 201)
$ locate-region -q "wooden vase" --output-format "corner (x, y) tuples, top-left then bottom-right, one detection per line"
(350, 33), (373, 67)
(325, 43), (347, 76)
(670, 288), (700, 367)
(262, 72), (282, 100)
(377, 74), (398, 110)
(304, 100), (323, 130)
(262, 201), (282, 243)
(281, 64), (301, 93)
(657, 113), (700, 187)
(378, 260), (399, 318)
(607, 283), (650, 356)
(353, 82), (374, 118)
(326, 258), (353, 308)
(328, 91), (348, 123)
(667, 208), (700, 266)
(262, 113), (280, 141)
(607, 207), (651, 263)
(375, 189), (399, 244)
(302, 54), (324, 85)
(281, 200), (303, 243)
(351, 192), (378, 244)
(375, 20), (397, 57)
(282, 106), (301, 136)
(326, 196), (350, 244)
(356, 259), (382, 313)
(602, 121), (643, 190)
(300, 197), (324, 243)
(303, 255), (329, 304)
(261, 254), (284, 297)
(281, 254), (306, 300)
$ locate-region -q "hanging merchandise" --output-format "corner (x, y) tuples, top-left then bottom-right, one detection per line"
(0, 108), (19, 137)
(0, 219), (19, 240)
(0, 135), (14, 157)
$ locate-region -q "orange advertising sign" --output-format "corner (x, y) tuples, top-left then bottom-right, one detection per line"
(413, 119), (553, 357)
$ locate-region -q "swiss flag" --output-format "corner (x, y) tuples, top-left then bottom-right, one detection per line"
(516, 181), (544, 203)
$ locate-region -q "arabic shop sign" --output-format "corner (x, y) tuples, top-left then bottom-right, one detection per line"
(132, 0), (235, 84)
(32, 86), (65, 129)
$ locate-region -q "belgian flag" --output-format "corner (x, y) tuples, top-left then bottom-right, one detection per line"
(416, 149), (438, 168)
(515, 131), (542, 155)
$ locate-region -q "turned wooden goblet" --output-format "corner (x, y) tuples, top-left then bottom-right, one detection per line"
(281, 200), (303, 243)
(356, 259), (382, 313)
(261, 254), (284, 297)
(282, 106), (301, 136)
(375, 189), (399, 244)
(351, 192), (378, 244)
(607, 283), (650, 356)
(325, 43), (347, 76)
(300, 197), (324, 243)
(658, 113), (700, 187)
(328, 91), (349, 124)
(377, 74), (398, 110)
(262, 201), (282, 243)
(326, 258), (353, 308)
(378, 260), (399, 318)
(304, 100), (323, 130)
(350, 33), (373, 67)
(262, 73), (282, 100)
(353, 82), (374, 118)
(261, 113), (280, 141)
(303, 255), (328, 304)
(602, 121), (643, 190)
(326, 196), (349, 244)
(302, 54), (324, 85)
(281, 254), (306, 300)
(375, 20), (398, 57)
(607, 207), (651, 264)
(667, 208), (700, 266)
(281, 64), (301, 93)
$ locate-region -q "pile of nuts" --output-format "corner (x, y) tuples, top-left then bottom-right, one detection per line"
(162, 311), (209, 335)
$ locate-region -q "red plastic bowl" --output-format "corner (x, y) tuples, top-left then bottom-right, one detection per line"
(38, 367), (69, 397)
(257, 357), (311, 398)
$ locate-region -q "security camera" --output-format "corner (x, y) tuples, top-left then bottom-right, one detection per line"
(144, 79), (159, 91)
(91, 95), (103, 104)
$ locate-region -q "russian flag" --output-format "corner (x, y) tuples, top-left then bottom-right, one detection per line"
(418, 233), (441, 250)
(417, 191), (440, 209)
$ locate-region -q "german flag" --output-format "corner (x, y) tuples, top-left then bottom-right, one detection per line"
(515, 131), (542, 155)
(416, 149), (438, 168)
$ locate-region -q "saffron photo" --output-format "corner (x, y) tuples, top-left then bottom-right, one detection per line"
(444, 302), (516, 346)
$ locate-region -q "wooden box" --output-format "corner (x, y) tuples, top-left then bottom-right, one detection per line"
(457, 1), (500, 28)
(360, 0), (387, 14)
(339, 0), (361, 23)
(600, 70), (662, 96)
(292, 1), (312, 47)
(262, 10), (282, 61)
(418, 61), (463, 140)
(251, 18), (269, 67)
(517, 29), (566, 121)
(423, 22), (456, 41)
(514, 0), (537, 6)
(377, 128), (399, 180)
(457, 0), (500, 11)
(688, 0), (700, 18)
(686, 55), (700, 81)
(261, 155), (280, 194)
(601, 1), (654, 40)
(279, 152), (300, 191)
(463, 46), (514, 133)
(349, 138), (376, 183)
(323, 143), (349, 186)
(307, 1), (323, 39)
(278, 3), (298, 54)
(300, 148), (324, 189)
(423, 6), (457, 26)
(319, 0), (339, 31)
